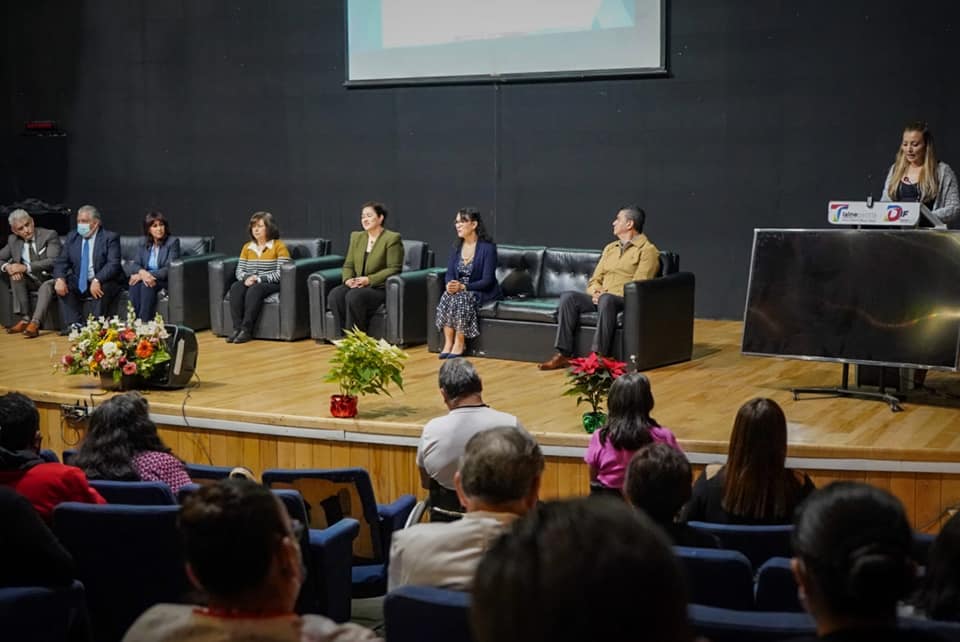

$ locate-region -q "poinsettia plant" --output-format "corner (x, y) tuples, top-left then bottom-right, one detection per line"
(562, 352), (628, 415)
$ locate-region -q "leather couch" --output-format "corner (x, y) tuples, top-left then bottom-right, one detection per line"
(208, 238), (339, 341)
(308, 240), (438, 347)
(0, 235), (218, 330)
(425, 244), (695, 370)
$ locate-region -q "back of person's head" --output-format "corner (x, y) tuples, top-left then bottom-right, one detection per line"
(456, 427), (543, 510)
(179, 479), (294, 600)
(915, 510), (960, 621)
(74, 392), (172, 480)
(0, 392), (40, 452)
(600, 372), (658, 451)
(792, 482), (913, 625)
(438, 358), (483, 400)
(472, 497), (691, 642)
(722, 397), (793, 520)
(623, 442), (692, 525)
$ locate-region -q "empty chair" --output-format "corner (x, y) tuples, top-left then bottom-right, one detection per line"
(52, 502), (190, 642)
(88, 480), (176, 505)
(674, 546), (755, 610)
(384, 585), (473, 642)
(0, 580), (88, 642)
(754, 557), (802, 612)
(262, 467), (416, 598)
(62, 448), (78, 466)
(688, 604), (815, 642)
(687, 521), (793, 568)
(309, 239), (438, 346)
(38, 448), (60, 463)
(183, 463), (236, 485)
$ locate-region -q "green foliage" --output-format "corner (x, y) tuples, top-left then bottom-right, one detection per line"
(324, 328), (407, 397)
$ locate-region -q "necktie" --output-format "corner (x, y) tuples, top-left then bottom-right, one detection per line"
(78, 239), (89, 293)
(24, 240), (33, 268)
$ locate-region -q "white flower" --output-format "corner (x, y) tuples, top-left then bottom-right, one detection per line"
(101, 341), (118, 357)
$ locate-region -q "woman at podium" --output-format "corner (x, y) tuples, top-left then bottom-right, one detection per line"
(881, 121), (959, 226)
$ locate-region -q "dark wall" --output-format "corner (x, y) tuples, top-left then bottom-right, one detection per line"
(4, 1), (959, 318)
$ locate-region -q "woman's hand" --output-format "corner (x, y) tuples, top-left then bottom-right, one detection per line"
(129, 273), (142, 286)
(139, 269), (157, 288)
(244, 275), (259, 287)
(446, 280), (464, 294)
(347, 276), (370, 288)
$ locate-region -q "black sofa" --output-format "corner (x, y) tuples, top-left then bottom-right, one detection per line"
(425, 244), (695, 370)
(0, 235), (219, 330)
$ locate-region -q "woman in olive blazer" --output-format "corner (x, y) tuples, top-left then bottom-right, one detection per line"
(328, 201), (404, 337)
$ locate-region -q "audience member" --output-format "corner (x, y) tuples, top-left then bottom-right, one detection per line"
(791, 482), (936, 642)
(472, 496), (692, 642)
(623, 443), (719, 548)
(585, 372), (679, 495)
(417, 359), (524, 516)
(0, 392), (104, 521)
(910, 510), (960, 622)
(0, 485), (75, 587)
(73, 392), (192, 494)
(390, 426), (543, 591)
(53, 204), (124, 332)
(123, 479), (377, 642)
(126, 210), (181, 321)
(0, 208), (61, 338)
(683, 397), (814, 524)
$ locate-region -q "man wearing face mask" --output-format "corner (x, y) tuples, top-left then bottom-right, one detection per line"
(53, 204), (123, 332)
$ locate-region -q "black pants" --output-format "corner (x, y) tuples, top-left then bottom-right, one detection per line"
(328, 284), (385, 337)
(57, 280), (123, 328)
(229, 280), (280, 333)
(128, 279), (166, 321)
(554, 291), (624, 357)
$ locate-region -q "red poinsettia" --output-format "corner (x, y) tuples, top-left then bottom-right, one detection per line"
(563, 352), (628, 414)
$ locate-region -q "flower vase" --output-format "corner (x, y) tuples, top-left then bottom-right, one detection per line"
(99, 372), (139, 391)
(581, 411), (606, 434)
(330, 394), (358, 418)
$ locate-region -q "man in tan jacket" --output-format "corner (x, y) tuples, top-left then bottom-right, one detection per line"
(539, 205), (659, 370)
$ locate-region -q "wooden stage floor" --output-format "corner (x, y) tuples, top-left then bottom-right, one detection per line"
(4, 319), (960, 469)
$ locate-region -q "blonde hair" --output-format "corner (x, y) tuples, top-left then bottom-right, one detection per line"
(887, 121), (939, 202)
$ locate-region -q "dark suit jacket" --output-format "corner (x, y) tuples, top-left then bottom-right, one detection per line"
(0, 227), (61, 280)
(53, 228), (123, 286)
(341, 229), (404, 288)
(443, 240), (502, 305)
(125, 236), (181, 282)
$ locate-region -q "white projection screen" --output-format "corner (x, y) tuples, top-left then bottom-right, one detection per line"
(346, 0), (666, 85)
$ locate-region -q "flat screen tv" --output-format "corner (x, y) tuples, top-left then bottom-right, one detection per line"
(741, 229), (960, 371)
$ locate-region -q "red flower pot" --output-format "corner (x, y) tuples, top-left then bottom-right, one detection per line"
(330, 394), (358, 418)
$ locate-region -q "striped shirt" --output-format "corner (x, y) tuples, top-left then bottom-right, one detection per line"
(235, 240), (291, 284)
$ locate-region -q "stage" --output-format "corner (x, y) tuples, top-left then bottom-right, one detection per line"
(3, 319), (960, 532)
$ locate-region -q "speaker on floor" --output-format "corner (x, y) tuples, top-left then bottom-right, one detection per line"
(152, 325), (198, 389)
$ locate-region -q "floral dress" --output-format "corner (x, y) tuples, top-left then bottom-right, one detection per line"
(435, 258), (480, 338)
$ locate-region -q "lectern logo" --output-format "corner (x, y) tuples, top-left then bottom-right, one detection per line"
(830, 203), (848, 222)
(886, 205), (903, 221)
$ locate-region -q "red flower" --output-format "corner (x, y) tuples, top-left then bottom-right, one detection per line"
(61, 355), (74, 366)
(93, 349), (105, 363)
(121, 329), (137, 343)
(601, 356), (627, 378)
(569, 352), (600, 375)
(122, 362), (138, 376)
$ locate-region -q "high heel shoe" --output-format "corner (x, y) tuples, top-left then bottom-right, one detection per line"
(438, 352), (450, 359)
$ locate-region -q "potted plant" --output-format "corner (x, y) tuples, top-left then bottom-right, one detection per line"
(58, 303), (171, 391)
(563, 352), (627, 433)
(323, 328), (407, 417)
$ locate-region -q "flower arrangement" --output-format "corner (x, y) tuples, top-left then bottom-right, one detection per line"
(563, 352), (628, 417)
(59, 304), (171, 385)
(324, 328), (407, 398)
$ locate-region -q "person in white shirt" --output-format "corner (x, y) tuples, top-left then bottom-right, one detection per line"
(389, 426), (543, 591)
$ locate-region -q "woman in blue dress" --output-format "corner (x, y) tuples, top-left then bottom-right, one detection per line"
(436, 208), (501, 358)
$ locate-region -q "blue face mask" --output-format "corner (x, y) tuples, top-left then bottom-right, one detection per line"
(77, 223), (91, 237)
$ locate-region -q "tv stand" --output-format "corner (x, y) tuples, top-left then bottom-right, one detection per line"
(792, 363), (904, 412)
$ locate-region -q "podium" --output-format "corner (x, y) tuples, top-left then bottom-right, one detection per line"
(827, 200), (945, 229)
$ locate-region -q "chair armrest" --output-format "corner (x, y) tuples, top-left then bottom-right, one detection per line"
(377, 494), (417, 555)
(383, 268), (444, 346)
(425, 270), (446, 352)
(208, 257), (239, 335)
(308, 518), (360, 622)
(308, 267), (345, 341)
(622, 271), (695, 371)
(277, 257), (340, 341)
(168, 252), (226, 329)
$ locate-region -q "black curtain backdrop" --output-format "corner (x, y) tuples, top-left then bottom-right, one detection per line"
(3, 1), (959, 319)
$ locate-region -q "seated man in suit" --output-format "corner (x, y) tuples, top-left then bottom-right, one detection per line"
(389, 426), (543, 591)
(538, 205), (660, 370)
(53, 204), (123, 331)
(0, 209), (61, 338)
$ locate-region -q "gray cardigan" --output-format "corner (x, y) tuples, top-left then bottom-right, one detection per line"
(881, 161), (960, 225)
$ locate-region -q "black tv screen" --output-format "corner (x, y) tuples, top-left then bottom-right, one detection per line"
(742, 229), (960, 371)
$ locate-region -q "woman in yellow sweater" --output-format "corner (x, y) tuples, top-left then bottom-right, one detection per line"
(227, 212), (291, 344)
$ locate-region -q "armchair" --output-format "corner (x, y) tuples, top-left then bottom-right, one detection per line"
(208, 238), (339, 341)
(308, 239), (439, 346)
